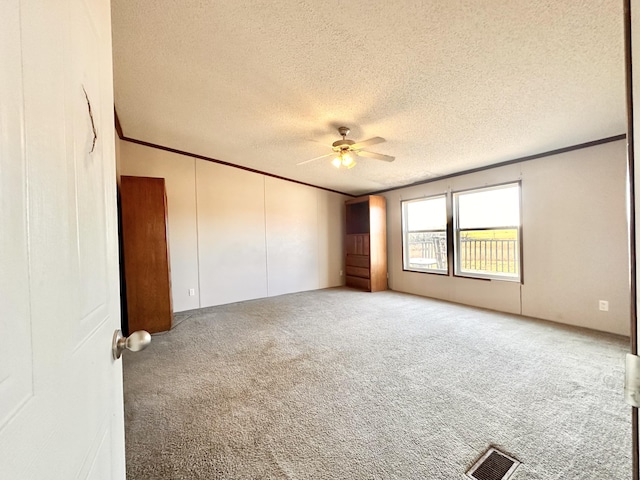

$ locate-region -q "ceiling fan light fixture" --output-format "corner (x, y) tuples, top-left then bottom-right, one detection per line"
(341, 153), (355, 168)
(331, 157), (342, 168)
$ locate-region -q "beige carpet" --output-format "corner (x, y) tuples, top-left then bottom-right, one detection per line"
(123, 288), (631, 479)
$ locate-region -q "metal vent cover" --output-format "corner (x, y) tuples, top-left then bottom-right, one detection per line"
(466, 447), (521, 480)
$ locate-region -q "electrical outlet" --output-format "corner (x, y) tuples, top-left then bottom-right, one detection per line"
(599, 300), (609, 312)
(189, 288), (195, 296)
(340, 270), (343, 276)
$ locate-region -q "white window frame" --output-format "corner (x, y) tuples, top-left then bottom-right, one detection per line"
(453, 182), (522, 282)
(401, 195), (448, 275)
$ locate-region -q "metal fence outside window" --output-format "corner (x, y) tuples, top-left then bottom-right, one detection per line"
(407, 231), (518, 275)
(458, 234), (518, 274)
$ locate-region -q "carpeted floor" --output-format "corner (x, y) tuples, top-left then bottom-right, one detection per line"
(123, 288), (631, 479)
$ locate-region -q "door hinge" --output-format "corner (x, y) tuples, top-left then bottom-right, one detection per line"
(625, 353), (640, 407)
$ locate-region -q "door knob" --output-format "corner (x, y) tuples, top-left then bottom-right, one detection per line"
(112, 329), (151, 360)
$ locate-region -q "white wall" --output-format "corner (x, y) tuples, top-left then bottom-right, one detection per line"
(196, 161), (268, 306)
(384, 139), (630, 336)
(520, 145), (629, 334)
(317, 189), (346, 288)
(265, 177), (323, 296)
(118, 140), (347, 311)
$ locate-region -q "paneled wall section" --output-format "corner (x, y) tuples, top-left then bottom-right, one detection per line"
(196, 162), (268, 306)
(118, 140), (347, 311)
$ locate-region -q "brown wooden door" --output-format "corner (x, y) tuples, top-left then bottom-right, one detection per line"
(120, 176), (173, 333)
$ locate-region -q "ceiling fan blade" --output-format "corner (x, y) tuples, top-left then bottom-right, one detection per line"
(357, 150), (395, 162)
(350, 137), (385, 150)
(296, 152), (337, 165)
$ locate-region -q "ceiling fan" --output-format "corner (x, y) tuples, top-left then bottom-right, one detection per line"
(297, 126), (395, 169)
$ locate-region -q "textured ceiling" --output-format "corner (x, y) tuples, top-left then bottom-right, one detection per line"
(111, 0), (626, 196)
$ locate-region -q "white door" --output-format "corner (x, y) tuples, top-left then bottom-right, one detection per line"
(0, 0), (126, 479)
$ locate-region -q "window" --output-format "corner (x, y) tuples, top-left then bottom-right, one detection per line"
(402, 195), (448, 274)
(453, 183), (521, 281)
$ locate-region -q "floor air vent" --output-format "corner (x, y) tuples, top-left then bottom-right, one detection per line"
(466, 447), (521, 480)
